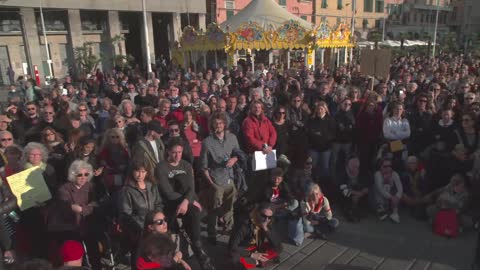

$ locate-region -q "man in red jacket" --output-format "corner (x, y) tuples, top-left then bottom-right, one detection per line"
(242, 100), (277, 155)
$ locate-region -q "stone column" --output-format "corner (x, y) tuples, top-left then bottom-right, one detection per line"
(67, 9), (83, 77)
(141, 12), (156, 69)
(107, 11), (122, 56)
(169, 12), (182, 61)
(198, 13), (206, 32)
(19, 8), (44, 82)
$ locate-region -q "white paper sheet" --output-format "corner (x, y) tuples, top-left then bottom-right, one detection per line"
(252, 150), (277, 171)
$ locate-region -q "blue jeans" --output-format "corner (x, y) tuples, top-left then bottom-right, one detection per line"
(309, 150), (331, 180)
(303, 214), (340, 234)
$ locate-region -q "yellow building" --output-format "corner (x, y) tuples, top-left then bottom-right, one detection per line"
(313, 0), (391, 39)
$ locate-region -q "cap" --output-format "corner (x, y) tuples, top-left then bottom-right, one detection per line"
(60, 240), (84, 263)
(271, 167), (284, 178)
(147, 120), (165, 134)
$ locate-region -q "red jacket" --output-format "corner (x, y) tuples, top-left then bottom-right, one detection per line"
(355, 107), (383, 144)
(169, 107), (185, 123)
(242, 114), (277, 154)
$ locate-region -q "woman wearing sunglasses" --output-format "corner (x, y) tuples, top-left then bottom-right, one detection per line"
(141, 210), (192, 270)
(228, 202), (282, 269)
(47, 159), (100, 268)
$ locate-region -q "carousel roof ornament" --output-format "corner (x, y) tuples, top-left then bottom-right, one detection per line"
(219, 0), (314, 32)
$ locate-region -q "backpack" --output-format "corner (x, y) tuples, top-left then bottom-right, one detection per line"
(433, 209), (459, 238)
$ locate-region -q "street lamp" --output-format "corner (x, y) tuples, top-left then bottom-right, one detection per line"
(432, 0), (440, 58)
(39, 0), (53, 83)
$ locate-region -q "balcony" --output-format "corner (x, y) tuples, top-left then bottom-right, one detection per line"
(413, 3), (454, 11)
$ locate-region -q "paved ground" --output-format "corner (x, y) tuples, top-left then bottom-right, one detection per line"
(201, 211), (476, 270)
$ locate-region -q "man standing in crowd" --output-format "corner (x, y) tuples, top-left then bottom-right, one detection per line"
(201, 112), (240, 245)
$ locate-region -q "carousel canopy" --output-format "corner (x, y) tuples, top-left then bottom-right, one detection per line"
(219, 0), (314, 31)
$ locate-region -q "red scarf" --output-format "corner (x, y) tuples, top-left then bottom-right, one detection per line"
(136, 257), (162, 270)
(309, 196), (324, 213)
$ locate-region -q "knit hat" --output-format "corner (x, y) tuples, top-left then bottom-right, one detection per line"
(60, 240), (84, 263)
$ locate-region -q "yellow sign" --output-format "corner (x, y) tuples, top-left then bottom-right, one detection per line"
(7, 166), (52, 211)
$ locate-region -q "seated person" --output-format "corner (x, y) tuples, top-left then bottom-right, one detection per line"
(425, 174), (471, 230)
(257, 168), (298, 218)
(338, 156), (369, 222)
(228, 202), (282, 269)
(143, 210), (192, 270)
(373, 158), (403, 223)
(301, 183), (339, 240)
(400, 156), (429, 219)
(136, 233), (180, 270)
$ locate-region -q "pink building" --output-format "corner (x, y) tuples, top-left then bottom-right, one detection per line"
(207, 0), (314, 24)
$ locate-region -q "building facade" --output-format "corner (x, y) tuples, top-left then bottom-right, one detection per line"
(207, 0), (314, 24)
(385, 0), (455, 39)
(0, 0), (206, 85)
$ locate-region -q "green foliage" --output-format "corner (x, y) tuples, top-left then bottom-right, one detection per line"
(73, 42), (102, 76)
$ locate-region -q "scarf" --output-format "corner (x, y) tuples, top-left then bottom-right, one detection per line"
(308, 195), (324, 214)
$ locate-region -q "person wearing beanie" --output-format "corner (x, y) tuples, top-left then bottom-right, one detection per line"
(60, 240), (84, 267)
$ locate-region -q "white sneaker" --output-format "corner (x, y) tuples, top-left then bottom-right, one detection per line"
(390, 213), (400, 223)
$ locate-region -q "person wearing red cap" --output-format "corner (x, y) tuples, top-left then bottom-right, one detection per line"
(59, 240), (84, 267)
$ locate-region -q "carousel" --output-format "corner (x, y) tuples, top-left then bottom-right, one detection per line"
(172, 0), (354, 71)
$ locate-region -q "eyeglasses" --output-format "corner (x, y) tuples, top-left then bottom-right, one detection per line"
(27, 107), (36, 111)
(153, 219), (166, 226)
(169, 128), (179, 132)
(76, 173), (90, 177)
(260, 213), (273, 221)
(1, 138), (12, 142)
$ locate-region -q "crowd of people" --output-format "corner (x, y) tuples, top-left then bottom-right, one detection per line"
(0, 51), (479, 270)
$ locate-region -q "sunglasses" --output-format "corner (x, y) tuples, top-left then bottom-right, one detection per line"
(1, 138), (13, 142)
(153, 219), (166, 226)
(260, 213), (273, 221)
(278, 111), (286, 114)
(76, 173), (90, 177)
(79, 109), (87, 112)
(169, 129), (179, 132)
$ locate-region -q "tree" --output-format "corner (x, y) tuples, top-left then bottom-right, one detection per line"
(73, 42), (102, 77)
(368, 31), (382, 48)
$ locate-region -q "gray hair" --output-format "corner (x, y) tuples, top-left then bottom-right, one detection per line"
(119, 99), (136, 115)
(67, 160), (94, 182)
(0, 131), (13, 139)
(22, 142), (48, 164)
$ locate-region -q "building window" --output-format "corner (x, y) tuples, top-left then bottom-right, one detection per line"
(375, 0), (384, 13)
(0, 12), (21, 34)
(364, 0), (373, 12)
(80, 10), (106, 31)
(35, 10), (67, 32)
(321, 0), (328, 9)
(278, 0), (287, 6)
(321, 16), (327, 22)
(301, 15), (308, 21)
(362, 18), (369, 28)
(337, 0), (343, 10)
(225, 1), (235, 19)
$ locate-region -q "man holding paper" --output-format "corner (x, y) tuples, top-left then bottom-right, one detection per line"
(242, 101), (277, 155)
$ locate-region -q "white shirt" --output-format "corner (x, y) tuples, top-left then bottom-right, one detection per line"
(149, 140), (159, 162)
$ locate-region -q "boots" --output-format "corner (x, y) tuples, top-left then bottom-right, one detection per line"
(192, 241), (216, 270)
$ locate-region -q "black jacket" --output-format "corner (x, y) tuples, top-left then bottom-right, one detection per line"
(306, 115), (336, 152)
(258, 181), (294, 205)
(334, 109), (355, 143)
(119, 181), (164, 232)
